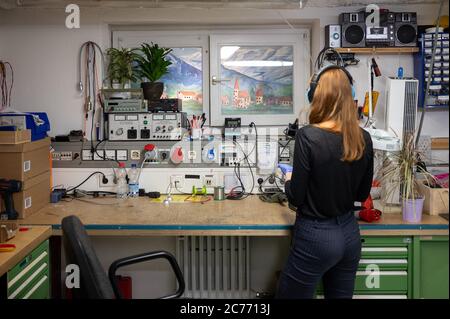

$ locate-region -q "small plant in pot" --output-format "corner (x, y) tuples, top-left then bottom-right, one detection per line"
(134, 43), (172, 100)
(106, 47), (137, 89)
(380, 133), (436, 223)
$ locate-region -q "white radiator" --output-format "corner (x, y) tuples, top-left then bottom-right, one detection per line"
(176, 236), (251, 299)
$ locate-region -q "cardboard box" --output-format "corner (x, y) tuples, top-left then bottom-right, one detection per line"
(0, 130), (31, 144)
(0, 137), (50, 181)
(0, 171), (51, 219)
(418, 180), (449, 215)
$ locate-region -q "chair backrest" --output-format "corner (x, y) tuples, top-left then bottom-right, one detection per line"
(61, 215), (116, 299)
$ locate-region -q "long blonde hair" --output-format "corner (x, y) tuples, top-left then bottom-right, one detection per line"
(309, 68), (365, 162)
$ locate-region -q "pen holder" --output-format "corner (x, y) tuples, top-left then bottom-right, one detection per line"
(191, 128), (202, 140)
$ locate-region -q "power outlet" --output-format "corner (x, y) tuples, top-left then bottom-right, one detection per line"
(130, 150), (141, 160)
(204, 175), (215, 187)
(170, 175), (184, 188)
(99, 174), (116, 188)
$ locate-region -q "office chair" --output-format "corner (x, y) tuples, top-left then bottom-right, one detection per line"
(61, 215), (185, 299)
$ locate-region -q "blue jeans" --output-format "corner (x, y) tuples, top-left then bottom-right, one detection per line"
(276, 212), (362, 299)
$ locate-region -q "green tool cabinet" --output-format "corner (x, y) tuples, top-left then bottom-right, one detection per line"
(412, 236), (449, 299)
(316, 235), (449, 299)
(317, 236), (412, 299)
(7, 240), (51, 299)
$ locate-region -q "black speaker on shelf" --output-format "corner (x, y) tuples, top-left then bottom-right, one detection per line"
(340, 12), (366, 48)
(395, 12), (417, 47)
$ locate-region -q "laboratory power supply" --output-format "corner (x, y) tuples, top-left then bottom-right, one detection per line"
(107, 112), (188, 141)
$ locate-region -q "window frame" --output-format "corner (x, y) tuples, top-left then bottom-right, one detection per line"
(113, 31), (210, 120)
(112, 28), (310, 127)
(209, 31), (309, 126)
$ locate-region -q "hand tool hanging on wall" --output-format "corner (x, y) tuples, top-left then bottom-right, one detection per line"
(78, 41), (105, 145)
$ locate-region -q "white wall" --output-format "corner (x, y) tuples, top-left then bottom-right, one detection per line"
(0, 4), (447, 141)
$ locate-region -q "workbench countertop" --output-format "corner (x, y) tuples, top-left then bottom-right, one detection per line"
(0, 225), (52, 277)
(19, 197), (448, 237)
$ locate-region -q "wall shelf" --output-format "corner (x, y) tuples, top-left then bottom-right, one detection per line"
(336, 47), (419, 54)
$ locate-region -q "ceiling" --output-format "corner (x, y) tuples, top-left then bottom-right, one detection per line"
(0, 0), (444, 10)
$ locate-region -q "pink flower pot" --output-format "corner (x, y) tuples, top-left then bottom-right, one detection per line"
(402, 197), (425, 223)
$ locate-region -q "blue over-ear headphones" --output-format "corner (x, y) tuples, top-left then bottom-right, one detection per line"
(307, 65), (355, 103)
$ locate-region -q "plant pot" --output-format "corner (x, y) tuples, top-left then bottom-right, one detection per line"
(402, 197), (425, 223)
(141, 82), (164, 100)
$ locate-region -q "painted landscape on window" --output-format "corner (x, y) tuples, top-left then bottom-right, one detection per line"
(219, 46), (294, 115)
(160, 47), (203, 115)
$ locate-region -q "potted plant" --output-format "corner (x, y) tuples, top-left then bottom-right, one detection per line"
(380, 133), (436, 223)
(105, 47), (137, 89)
(134, 43), (172, 100)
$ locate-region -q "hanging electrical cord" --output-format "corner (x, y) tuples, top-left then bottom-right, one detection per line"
(0, 60), (14, 110)
(416, 0), (445, 146)
(78, 41), (105, 150)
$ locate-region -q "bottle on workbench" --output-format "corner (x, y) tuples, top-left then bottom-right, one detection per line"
(128, 163), (140, 198)
(116, 162), (128, 199)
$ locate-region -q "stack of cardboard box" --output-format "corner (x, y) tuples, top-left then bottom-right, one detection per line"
(0, 136), (51, 219)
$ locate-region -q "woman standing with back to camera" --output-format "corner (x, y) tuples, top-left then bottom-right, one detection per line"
(276, 66), (374, 299)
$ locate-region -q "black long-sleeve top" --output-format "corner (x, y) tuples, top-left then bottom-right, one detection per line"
(285, 125), (374, 219)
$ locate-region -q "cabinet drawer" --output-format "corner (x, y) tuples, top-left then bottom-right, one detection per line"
(8, 239), (49, 281)
(354, 271), (408, 292)
(361, 237), (412, 246)
(358, 258), (408, 271)
(317, 271), (408, 294)
(361, 247), (408, 259)
(7, 239), (50, 299)
(23, 274), (50, 299)
(8, 261), (49, 299)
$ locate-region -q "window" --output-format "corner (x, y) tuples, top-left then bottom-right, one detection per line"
(161, 47), (203, 115)
(113, 29), (309, 126)
(114, 32), (208, 117)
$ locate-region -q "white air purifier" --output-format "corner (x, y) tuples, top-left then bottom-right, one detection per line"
(377, 77), (419, 145)
(378, 77), (419, 205)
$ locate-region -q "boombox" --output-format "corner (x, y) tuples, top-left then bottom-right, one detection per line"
(339, 11), (417, 48)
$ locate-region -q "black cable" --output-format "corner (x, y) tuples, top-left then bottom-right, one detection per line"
(93, 139), (120, 165)
(66, 171), (108, 194)
(278, 138), (293, 160)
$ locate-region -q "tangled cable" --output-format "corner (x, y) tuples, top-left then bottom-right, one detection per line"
(78, 41), (104, 145)
(0, 60), (14, 110)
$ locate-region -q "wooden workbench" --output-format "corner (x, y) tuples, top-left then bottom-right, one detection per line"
(0, 226), (52, 277)
(20, 197), (448, 237)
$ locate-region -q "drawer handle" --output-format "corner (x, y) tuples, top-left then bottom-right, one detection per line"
(359, 259), (408, 264)
(362, 247), (408, 252)
(356, 271), (407, 276)
(23, 275), (48, 299)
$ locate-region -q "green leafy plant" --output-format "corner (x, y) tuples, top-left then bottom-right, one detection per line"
(379, 133), (436, 206)
(134, 43), (172, 83)
(106, 47), (137, 88)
